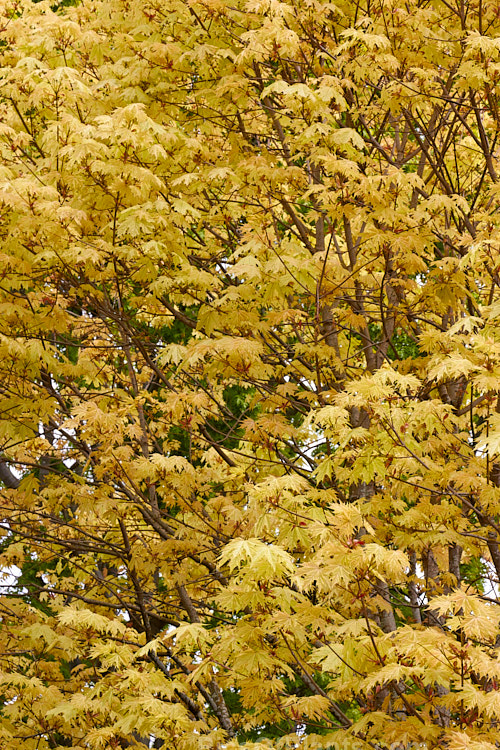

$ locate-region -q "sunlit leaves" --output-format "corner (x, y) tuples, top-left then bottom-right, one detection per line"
(1, 0), (500, 747)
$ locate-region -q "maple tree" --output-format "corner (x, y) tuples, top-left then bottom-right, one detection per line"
(1, 0), (500, 747)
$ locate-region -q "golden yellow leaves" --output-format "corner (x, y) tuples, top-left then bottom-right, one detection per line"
(219, 537), (295, 581)
(4, 0), (500, 747)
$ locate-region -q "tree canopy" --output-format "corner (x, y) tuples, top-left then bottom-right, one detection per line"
(1, 0), (500, 747)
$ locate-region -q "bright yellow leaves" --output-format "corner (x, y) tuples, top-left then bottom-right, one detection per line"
(2, 0), (500, 747)
(219, 537), (295, 581)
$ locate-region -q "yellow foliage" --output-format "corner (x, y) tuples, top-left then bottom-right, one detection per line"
(1, 0), (500, 747)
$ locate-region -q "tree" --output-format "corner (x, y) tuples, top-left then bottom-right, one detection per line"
(1, 0), (500, 746)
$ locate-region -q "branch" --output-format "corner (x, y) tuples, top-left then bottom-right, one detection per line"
(0, 458), (20, 489)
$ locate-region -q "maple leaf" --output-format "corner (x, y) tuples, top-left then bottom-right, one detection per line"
(1, 0), (500, 747)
